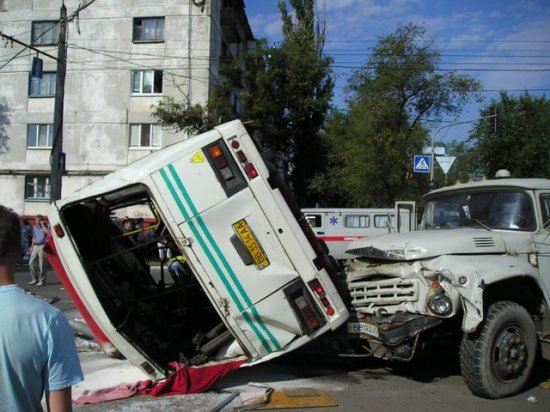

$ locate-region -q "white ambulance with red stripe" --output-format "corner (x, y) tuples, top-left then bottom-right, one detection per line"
(302, 204), (417, 261)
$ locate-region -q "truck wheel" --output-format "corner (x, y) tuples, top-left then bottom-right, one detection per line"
(459, 301), (537, 399)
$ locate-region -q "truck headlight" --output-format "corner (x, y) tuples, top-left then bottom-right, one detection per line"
(427, 293), (452, 316)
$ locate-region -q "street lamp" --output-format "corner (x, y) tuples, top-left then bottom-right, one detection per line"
(429, 114), (497, 190)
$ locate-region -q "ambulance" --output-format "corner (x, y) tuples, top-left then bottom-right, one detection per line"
(302, 203), (417, 261)
(47, 120), (349, 381)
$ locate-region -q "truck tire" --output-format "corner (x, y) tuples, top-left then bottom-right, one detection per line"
(459, 301), (537, 399)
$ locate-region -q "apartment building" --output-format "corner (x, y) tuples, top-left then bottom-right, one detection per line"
(0, 0), (254, 216)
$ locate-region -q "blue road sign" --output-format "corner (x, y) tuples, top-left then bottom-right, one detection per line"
(414, 155), (431, 173)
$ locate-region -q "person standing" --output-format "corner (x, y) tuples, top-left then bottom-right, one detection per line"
(0, 204), (83, 411)
(20, 218), (32, 261)
(28, 214), (50, 286)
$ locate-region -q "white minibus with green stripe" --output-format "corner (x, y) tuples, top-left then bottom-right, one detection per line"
(47, 120), (349, 381)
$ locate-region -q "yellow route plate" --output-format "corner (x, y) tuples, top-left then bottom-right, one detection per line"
(233, 219), (270, 269)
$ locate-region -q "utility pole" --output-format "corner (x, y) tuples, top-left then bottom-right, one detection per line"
(50, 3), (67, 202)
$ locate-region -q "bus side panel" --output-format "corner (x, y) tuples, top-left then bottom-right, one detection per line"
(153, 146), (230, 221)
(150, 160), (305, 358)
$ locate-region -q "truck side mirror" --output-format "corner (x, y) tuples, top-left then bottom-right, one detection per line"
(462, 205), (471, 220)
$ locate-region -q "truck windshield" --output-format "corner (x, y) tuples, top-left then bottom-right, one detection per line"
(421, 190), (536, 231)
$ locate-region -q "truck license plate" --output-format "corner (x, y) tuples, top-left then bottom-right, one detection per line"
(347, 322), (379, 338)
(233, 219), (270, 270)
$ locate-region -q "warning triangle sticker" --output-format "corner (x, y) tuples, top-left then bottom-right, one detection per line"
(191, 151), (205, 163)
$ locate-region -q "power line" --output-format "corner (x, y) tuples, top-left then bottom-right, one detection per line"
(331, 64), (550, 72)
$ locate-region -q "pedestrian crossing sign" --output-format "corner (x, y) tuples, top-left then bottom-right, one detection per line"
(414, 155), (431, 173)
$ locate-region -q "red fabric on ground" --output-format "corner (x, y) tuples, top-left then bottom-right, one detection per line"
(73, 382), (144, 404)
(73, 359), (247, 405)
(138, 360), (247, 397)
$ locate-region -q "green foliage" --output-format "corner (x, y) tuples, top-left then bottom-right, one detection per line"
(151, 96), (213, 135)
(210, 0), (334, 205)
(468, 92), (550, 178)
(310, 24), (481, 207)
(274, 0), (334, 204)
(151, 1), (333, 206)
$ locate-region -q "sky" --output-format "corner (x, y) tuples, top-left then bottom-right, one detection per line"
(243, 0), (550, 145)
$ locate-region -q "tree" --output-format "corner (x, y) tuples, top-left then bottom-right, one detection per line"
(469, 92), (550, 178)
(310, 24), (481, 207)
(151, 1), (333, 206)
(275, 0), (333, 204)
(151, 96), (213, 135)
(214, 0), (333, 205)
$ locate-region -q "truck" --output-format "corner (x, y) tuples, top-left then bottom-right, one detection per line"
(46, 120), (349, 384)
(334, 175), (550, 398)
(302, 203), (417, 261)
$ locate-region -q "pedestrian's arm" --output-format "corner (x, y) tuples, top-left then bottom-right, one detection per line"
(46, 387), (73, 412)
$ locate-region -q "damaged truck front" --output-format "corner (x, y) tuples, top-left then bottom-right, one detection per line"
(335, 177), (550, 399)
(47, 120), (348, 384)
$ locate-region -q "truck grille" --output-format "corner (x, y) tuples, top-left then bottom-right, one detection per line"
(349, 278), (418, 308)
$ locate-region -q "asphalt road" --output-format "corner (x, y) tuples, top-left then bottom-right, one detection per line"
(15, 265), (550, 412)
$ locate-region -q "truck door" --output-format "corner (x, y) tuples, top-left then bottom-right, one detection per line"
(536, 193), (550, 301)
(395, 201), (417, 232)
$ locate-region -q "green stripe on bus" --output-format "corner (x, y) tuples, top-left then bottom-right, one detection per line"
(160, 165), (280, 352)
(165, 164), (282, 351)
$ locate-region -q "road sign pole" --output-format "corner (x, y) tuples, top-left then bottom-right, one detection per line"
(429, 114), (497, 190)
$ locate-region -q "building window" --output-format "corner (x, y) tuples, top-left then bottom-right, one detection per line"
(27, 124), (53, 148)
(31, 21), (59, 45)
(133, 17), (164, 42)
(29, 72), (56, 97)
(131, 70), (163, 94)
(25, 175), (50, 200)
(130, 124), (161, 148)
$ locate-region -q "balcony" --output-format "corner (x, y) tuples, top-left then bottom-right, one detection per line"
(221, 0), (253, 44)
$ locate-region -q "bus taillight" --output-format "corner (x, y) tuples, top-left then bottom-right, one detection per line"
(209, 144), (235, 181)
(230, 141), (258, 179)
(308, 279), (336, 317)
(244, 163), (258, 178)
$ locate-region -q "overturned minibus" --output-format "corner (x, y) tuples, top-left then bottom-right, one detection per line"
(47, 120), (349, 382)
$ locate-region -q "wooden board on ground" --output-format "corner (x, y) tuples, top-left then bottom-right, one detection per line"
(256, 388), (338, 409)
